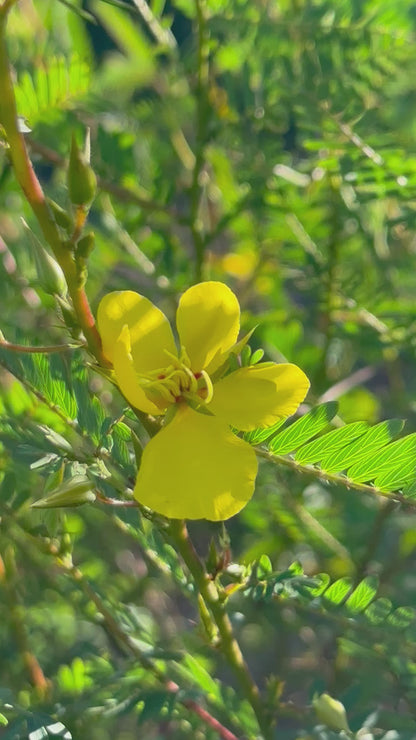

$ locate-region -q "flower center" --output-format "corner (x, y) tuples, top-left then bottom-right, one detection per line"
(138, 348), (213, 410)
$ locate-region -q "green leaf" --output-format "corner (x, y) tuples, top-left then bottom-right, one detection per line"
(365, 598), (392, 625)
(257, 553), (273, 578)
(305, 572), (331, 597)
(402, 478), (416, 499)
(250, 348), (264, 365)
(348, 433), (416, 484)
(345, 576), (378, 613)
(322, 577), (352, 606)
(387, 607), (415, 630)
(295, 421), (368, 465)
(320, 419), (404, 474)
(181, 654), (222, 701)
(244, 417), (287, 445)
(268, 402), (339, 455)
(375, 455), (416, 491)
(73, 369), (106, 443)
(15, 56), (90, 125)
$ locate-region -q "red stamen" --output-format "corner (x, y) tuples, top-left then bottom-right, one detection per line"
(194, 372), (202, 379)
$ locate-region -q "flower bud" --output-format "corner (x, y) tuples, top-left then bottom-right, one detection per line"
(31, 477), (96, 509)
(76, 232), (95, 260)
(24, 223), (67, 296)
(55, 295), (81, 336)
(68, 133), (97, 206)
(313, 693), (350, 733)
(47, 199), (72, 231)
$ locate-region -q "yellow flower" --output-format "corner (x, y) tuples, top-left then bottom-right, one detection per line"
(97, 282), (309, 521)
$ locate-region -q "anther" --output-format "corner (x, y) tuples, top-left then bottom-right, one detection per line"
(200, 370), (214, 404)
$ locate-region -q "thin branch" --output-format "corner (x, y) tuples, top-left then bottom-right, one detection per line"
(1, 546), (49, 695)
(0, 339), (82, 354)
(322, 103), (384, 166)
(189, 0), (210, 282)
(354, 500), (396, 585)
(318, 365), (378, 403)
(131, 0), (176, 49)
(257, 447), (412, 510)
(95, 492), (139, 507)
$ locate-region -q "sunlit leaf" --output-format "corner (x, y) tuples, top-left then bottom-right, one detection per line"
(269, 402), (338, 455)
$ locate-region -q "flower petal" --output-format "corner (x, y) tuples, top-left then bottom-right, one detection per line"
(134, 405), (257, 520)
(208, 363), (310, 431)
(176, 282), (240, 373)
(97, 290), (177, 371)
(113, 326), (164, 415)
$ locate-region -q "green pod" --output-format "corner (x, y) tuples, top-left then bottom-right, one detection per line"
(31, 476), (96, 509)
(26, 226), (67, 296)
(313, 693), (350, 733)
(68, 133), (97, 206)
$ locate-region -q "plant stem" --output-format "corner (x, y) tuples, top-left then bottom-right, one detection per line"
(0, 340), (81, 354)
(1, 546), (49, 696)
(354, 499), (396, 586)
(0, 13), (107, 366)
(168, 519), (273, 739)
(190, 0), (209, 282)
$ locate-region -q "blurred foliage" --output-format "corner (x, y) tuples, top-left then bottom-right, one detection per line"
(2, 0), (416, 738)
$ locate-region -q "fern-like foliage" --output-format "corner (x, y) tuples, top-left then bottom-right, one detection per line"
(14, 55), (90, 126)
(246, 402), (416, 506)
(243, 559), (412, 637)
(240, 560), (416, 716)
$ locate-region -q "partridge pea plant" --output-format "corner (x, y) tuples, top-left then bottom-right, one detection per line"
(4, 2), (416, 740)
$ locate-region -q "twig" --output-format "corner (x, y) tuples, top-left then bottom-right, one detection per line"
(95, 492), (139, 507)
(0, 339), (82, 354)
(0, 546), (49, 696)
(189, 0), (210, 282)
(131, 0), (176, 49)
(318, 365), (378, 403)
(354, 500), (396, 585)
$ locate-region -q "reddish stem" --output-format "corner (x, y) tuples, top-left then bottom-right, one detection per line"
(0, 11), (108, 366)
(0, 340), (81, 354)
